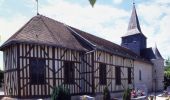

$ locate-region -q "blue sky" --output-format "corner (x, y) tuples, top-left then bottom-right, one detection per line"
(0, 0), (170, 70)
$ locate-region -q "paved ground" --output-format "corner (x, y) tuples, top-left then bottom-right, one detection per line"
(152, 93), (170, 100)
(112, 92), (170, 100)
(0, 87), (4, 95)
(0, 90), (170, 100)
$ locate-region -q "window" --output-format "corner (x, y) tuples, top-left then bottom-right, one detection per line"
(30, 58), (46, 85)
(139, 70), (142, 80)
(99, 63), (107, 85)
(64, 61), (75, 84)
(128, 68), (132, 84)
(115, 67), (121, 85)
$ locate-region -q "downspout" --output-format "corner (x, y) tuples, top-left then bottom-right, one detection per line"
(86, 48), (97, 95)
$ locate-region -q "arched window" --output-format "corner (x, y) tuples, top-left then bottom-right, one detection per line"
(139, 70), (142, 81)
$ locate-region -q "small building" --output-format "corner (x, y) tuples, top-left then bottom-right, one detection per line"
(0, 4), (164, 99)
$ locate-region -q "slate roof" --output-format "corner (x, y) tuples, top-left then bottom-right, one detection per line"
(69, 26), (138, 58)
(123, 4), (146, 38)
(152, 46), (163, 59)
(141, 46), (163, 59)
(0, 15), (139, 59)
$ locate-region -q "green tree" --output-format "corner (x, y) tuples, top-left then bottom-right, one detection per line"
(51, 85), (71, 100)
(164, 57), (170, 89)
(123, 88), (131, 100)
(103, 87), (111, 100)
(0, 70), (4, 87)
(165, 57), (170, 74)
(165, 57), (170, 68)
(89, 0), (96, 7)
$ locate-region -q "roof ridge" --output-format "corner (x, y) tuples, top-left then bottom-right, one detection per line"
(70, 26), (120, 47)
(152, 46), (163, 59)
(39, 15), (64, 25)
(39, 15), (60, 44)
(66, 26), (96, 48)
(70, 26), (138, 56)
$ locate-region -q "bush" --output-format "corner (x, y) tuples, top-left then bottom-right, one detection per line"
(51, 85), (71, 100)
(164, 71), (170, 90)
(0, 70), (4, 87)
(103, 87), (111, 100)
(123, 88), (131, 100)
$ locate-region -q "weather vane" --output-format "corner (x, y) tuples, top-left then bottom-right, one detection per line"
(133, 0), (135, 5)
(36, 0), (39, 15)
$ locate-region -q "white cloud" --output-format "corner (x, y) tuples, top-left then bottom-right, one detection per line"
(40, 0), (129, 44)
(0, 14), (29, 70)
(137, 1), (170, 58)
(0, 0), (170, 70)
(154, 14), (170, 58)
(138, 4), (162, 24)
(154, 0), (170, 4)
(0, 0), (4, 6)
(13, 0), (170, 59)
(112, 0), (123, 4)
(0, 14), (29, 44)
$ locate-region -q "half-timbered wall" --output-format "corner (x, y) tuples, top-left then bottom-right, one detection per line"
(3, 43), (134, 98)
(19, 43), (53, 97)
(93, 50), (134, 93)
(53, 46), (83, 95)
(80, 53), (93, 94)
(3, 45), (18, 96)
(17, 43), (93, 97)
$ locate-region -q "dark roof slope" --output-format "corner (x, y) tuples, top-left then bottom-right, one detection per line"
(141, 47), (163, 59)
(1, 15), (143, 59)
(123, 4), (146, 38)
(69, 26), (138, 58)
(0, 15), (87, 51)
(152, 46), (163, 59)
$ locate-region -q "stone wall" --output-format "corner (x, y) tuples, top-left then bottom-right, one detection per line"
(134, 61), (153, 92)
(151, 59), (164, 91)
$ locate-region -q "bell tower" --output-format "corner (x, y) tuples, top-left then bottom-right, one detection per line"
(121, 3), (147, 55)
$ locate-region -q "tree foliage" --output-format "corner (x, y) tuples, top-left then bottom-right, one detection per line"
(166, 57), (170, 65)
(123, 88), (131, 100)
(0, 70), (4, 87)
(51, 85), (71, 100)
(103, 87), (111, 100)
(164, 57), (170, 89)
(164, 73), (170, 89)
(89, 0), (96, 7)
(165, 57), (170, 77)
(165, 57), (170, 71)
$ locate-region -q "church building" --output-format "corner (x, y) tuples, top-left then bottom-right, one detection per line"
(0, 3), (164, 99)
(121, 4), (164, 93)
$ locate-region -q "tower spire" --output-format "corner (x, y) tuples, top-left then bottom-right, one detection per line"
(152, 43), (163, 59)
(133, 0), (135, 5)
(123, 1), (146, 37)
(121, 1), (147, 55)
